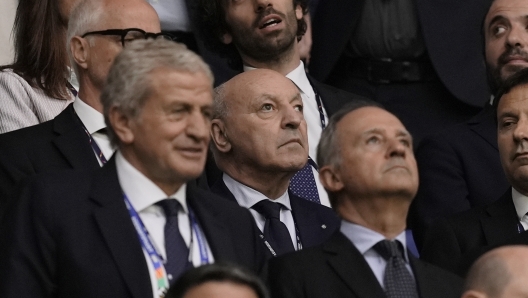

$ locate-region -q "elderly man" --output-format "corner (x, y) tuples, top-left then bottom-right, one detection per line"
(196, 0), (365, 206)
(421, 68), (528, 276)
(209, 69), (339, 257)
(267, 101), (462, 298)
(0, 39), (264, 298)
(461, 246), (528, 298)
(0, 0), (167, 213)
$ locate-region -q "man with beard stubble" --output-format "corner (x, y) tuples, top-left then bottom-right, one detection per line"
(410, 0), (528, 248)
(196, 0), (366, 207)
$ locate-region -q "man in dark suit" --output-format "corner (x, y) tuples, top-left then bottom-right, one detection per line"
(0, 39), (265, 298)
(421, 68), (528, 276)
(268, 102), (462, 298)
(195, 0), (366, 204)
(411, 0), (528, 249)
(309, 0), (491, 144)
(209, 69), (339, 257)
(0, 0), (162, 209)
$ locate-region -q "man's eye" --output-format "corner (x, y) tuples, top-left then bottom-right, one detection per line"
(261, 104), (273, 111)
(294, 104), (303, 112)
(492, 25), (507, 36)
(367, 136), (380, 144)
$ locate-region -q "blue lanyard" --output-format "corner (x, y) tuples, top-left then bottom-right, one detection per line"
(123, 194), (210, 291)
(73, 111), (108, 165)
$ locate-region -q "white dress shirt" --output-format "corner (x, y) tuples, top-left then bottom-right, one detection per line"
(340, 220), (414, 289)
(149, 0), (191, 32)
(512, 187), (528, 230)
(243, 61), (330, 207)
(223, 173), (299, 249)
(72, 97), (113, 166)
(116, 152), (214, 298)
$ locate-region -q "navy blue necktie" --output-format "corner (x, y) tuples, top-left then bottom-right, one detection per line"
(289, 158), (320, 204)
(252, 200), (295, 255)
(373, 240), (419, 298)
(157, 199), (192, 284)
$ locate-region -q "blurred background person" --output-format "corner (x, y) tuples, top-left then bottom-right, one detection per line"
(0, 0), (80, 133)
(461, 246), (528, 298)
(166, 263), (269, 298)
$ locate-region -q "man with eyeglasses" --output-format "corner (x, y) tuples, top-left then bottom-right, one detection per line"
(0, 0), (163, 214)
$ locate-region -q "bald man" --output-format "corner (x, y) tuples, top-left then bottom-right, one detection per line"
(462, 246), (528, 298)
(210, 69), (339, 257)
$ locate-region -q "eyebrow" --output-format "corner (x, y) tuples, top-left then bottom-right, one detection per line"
(498, 111), (518, 119)
(487, 15), (508, 30)
(363, 128), (412, 138)
(289, 93), (302, 103)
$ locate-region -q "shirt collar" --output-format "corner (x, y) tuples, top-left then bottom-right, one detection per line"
(116, 151), (188, 213)
(512, 187), (528, 220)
(340, 220), (409, 261)
(242, 61), (313, 97)
(72, 96), (106, 134)
(222, 173), (291, 210)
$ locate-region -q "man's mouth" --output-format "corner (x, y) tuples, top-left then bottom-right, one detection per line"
(260, 18), (282, 29)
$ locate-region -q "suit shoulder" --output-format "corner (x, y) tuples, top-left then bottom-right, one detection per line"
(191, 186), (252, 216)
(0, 118), (55, 148)
(292, 196), (339, 219)
(414, 258), (464, 296)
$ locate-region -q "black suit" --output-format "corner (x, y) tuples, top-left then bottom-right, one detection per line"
(309, 0), (491, 143)
(0, 104), (99, 214)
(0, 157), (265, 298)
(268, 231), (463, 298)
(410, 105), (509, 248)
(420, 189), (522, 276)
(210, 179), (340, 254)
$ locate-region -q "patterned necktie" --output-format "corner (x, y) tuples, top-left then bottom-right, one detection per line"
(251, 200), (295, 255)
(157, 199), (192, 284)
(289, 158), (320, 204)
(373, 240), (419, 298)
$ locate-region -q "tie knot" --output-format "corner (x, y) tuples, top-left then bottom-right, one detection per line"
(373, 240), (405, 261)
(157, 199), (181, 218)
(252, 200), (282, 219)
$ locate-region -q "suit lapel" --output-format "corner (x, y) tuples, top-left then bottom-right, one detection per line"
(187, 184), (237, 261)
(307, 76), (341, 117)
(325, 232), (386, 298)
(481, 189), (519, 244)
(91, 158), (152, 298)
(411, 255), (445, 298)
(52, 105), (100, 170)
(210, 179), (238, 203)
(468, 105), (498, 150)
(290, 193), (326, 247)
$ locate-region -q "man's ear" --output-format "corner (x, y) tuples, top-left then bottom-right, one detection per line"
(70, 36), (90, 71)
(319, 165), (344, 193)
(211, 119), (232, 153)
(108, 106), (134, 145)
(221, 32), (233, 45)
(295, 4), (303, 21)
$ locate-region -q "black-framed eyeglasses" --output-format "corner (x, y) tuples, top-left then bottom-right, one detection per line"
(81, 28), (174, 47)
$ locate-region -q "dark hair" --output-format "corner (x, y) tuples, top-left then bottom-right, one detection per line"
(0, 0), (70, 100)
(195, 0), (309, 70)
(165, 263), (269, 298)
(493, 67), (528, 110)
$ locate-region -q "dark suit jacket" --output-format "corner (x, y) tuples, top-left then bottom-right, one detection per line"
(309, 0), (492, 108)
(0, 157), (265, 298)
(0, 104), (99, 209)
(410, 105), (509, 248)
(420, 189), (522, 276)
(268, 231), (463, 298)
(210, 178), (340, 255)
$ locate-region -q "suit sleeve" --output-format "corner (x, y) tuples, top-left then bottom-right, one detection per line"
(267, 256), (306, 298)
(420, 217), (463, 276)
(410, 134), (470, 248)
(0, 178), (57, 297)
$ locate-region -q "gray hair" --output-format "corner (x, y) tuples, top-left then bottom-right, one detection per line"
(317, 100), (383, 207)
(212, 83), (229, 120)
(66, 0), (105, 77)
(464, 251), (511, 298)
(101, 39), (214, 147)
